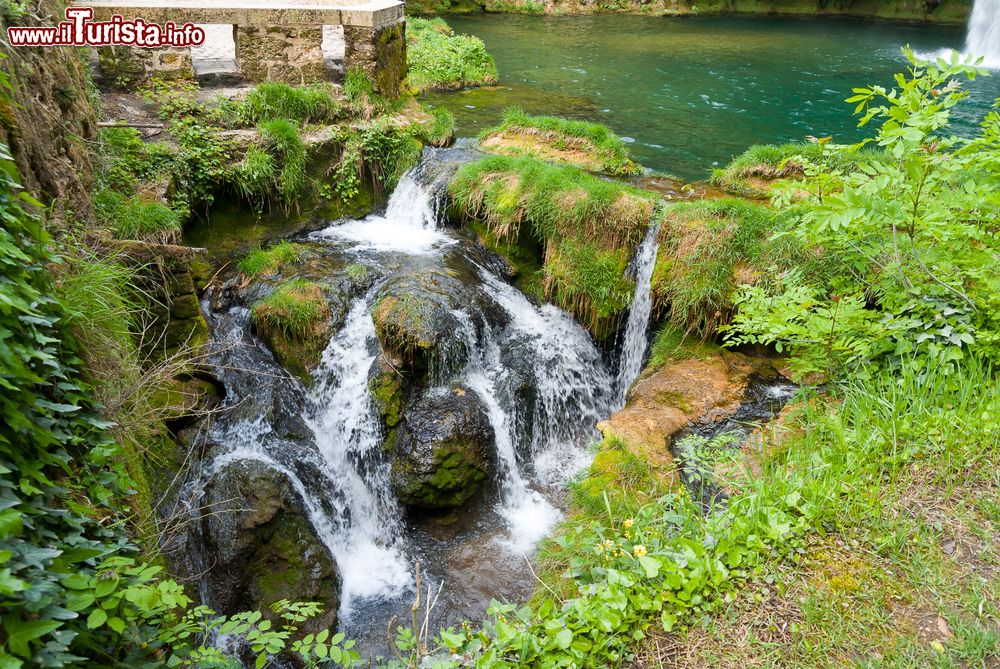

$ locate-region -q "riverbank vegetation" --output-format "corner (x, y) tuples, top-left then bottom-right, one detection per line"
(479, 106), (641, 176)
(406, 17), (499, 92)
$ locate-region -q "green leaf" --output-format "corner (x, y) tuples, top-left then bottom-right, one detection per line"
(638, 556), (662, 578)
(87, 608), (107, 629)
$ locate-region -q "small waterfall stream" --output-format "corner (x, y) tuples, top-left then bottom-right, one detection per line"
(614, 222), (660, 408)
(967, 0), (1000, 68)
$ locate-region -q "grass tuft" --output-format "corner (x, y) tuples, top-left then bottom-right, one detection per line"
(236, 241), (304, 278)
(236, 82), (343, 125)
(251, 279), (329, 341)
(93, 188), (183, 243)
(712, 141), (885, 197)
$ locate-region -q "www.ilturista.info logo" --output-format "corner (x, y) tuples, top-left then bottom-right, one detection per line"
(7, 7), (206, 47)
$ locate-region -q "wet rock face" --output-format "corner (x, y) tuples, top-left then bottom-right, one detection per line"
(391, 386), (495, 509)
(200, 459), (340, 632)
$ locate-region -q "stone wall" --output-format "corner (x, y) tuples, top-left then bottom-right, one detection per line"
(96, 44), (195, 87)
(235, 25), (328, 84)
(344, 21), (407, 98)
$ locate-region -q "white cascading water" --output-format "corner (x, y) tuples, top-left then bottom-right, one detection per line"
(312, 169), (454, 254)
(200, 301), (412, 620)
(614, 223), (660, 408)
(478, 271), (614, 490)
(303, 300), (412, 613)
(966, 0), (1000, 68)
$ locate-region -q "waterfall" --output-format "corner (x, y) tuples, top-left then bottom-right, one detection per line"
(614, 223), (660, 408)
(197, 300), (411, 622)
(966, 0), (1000, 68)
(304, 300), (411, 613)
(312, 167), (454, 253)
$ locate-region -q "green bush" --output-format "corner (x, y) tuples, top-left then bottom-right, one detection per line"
(723, 50), (1000, 376)
(406, 17), (499, 93)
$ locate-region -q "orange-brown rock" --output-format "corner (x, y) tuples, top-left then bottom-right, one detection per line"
(597, 349), (773, 485)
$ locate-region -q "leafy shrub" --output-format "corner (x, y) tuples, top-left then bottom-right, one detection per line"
(481, 106), (641, 176)
(406, 17), (499, 93)
(96, 127), (176, 194)
(725, 50), (1000, 374)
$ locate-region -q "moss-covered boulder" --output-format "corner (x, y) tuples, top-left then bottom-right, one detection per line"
(371, 269), (476, 380)
(368, 353), (406, 452)
(391, 386), (495, 509)
(200, 459), (340, 632)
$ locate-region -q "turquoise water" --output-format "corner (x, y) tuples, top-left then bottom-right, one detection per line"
(421, 15), (1000, 180)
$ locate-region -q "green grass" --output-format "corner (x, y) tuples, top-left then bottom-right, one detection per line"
(415, 106), (457, 146)
(406, 17), (499, 93)
(231, 143), (277, 203)
(712, 141), (885, 197)
(258, 118), (307, 205)
(640, 360), (1000, 668)
(646, 323), (718, 368)
(235, 82), (343, 125)
(480, 106), (641, 176)
(251, 279), (329, 340)
(93, 188), (184, 243)
(236, 241), (304, 278)
(651, 197), (816, 336)
(450, 154), (656, 335)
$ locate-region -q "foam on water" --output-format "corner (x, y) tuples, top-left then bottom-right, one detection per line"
(311, 169), (455, 253)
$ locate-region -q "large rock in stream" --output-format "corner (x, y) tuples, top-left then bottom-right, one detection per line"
(200, 459), (340, 631)
(391, 386), (496, 509)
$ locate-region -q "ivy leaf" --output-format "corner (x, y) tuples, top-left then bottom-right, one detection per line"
(4, 618), (62, 657)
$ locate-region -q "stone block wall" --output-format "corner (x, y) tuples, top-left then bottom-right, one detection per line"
(96, 45), (195, 86)
(235, 25), (328, 84)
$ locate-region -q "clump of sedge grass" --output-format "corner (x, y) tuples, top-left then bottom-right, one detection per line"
(236, 82), (342, 125)
(258, 119), (307, 205)
(93, 188), (183, 243)
(237, 241), (304, 278)
(251, 279), (329, 340)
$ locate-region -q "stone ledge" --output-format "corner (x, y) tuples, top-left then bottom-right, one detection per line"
(84, 0), (403, 27)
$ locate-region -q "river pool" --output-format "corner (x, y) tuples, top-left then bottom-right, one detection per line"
(421, 14), (1000, 180)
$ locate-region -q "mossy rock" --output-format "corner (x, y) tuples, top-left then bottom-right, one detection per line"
(201, 459), (340, 632)
(391, 386), (495, 509)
